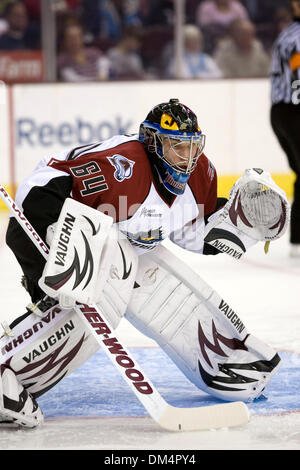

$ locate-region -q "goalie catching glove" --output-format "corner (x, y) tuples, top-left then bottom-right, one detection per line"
(204, 168), (290, 258)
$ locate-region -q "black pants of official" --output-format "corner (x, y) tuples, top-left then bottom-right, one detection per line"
(271, 102), (300, 244)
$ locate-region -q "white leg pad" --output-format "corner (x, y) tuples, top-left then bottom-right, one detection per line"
(126, 244), (281, 402)
(0, 365), (44, 428)
(0, 304), (100, 400)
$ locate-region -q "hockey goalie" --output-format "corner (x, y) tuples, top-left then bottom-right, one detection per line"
(0, 98), (289, 428)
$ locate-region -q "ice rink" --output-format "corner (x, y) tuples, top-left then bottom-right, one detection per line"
(0, 211), (299, 451)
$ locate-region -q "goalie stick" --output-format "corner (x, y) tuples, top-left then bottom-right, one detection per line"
(0, 184), (249, 431)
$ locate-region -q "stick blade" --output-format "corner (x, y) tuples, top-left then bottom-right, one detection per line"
(157, 401), (249, 432)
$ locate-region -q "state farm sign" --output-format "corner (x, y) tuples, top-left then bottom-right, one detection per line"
(0, 51), (43, 83)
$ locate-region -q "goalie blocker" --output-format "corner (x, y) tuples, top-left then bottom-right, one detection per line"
(39, 197), (139, 327)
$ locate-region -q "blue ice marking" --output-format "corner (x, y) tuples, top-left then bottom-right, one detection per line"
(37, 350), (300, 418)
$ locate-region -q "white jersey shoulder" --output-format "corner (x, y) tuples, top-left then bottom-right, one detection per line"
(15, 135), (140, 210)
(36, 134), (140, 167)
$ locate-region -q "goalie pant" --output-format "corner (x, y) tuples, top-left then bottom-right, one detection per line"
(0, 245), (280, 426)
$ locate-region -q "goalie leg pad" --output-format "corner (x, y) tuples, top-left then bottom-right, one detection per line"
(0, 304), (100, 400)
(0, 221), (137, 412)
(96, 233), (139, 329)
(0, 365), (43, 428)
(126, 244), (281, 402)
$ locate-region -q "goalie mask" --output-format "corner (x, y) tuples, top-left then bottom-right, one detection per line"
(139, 98), (206, 195)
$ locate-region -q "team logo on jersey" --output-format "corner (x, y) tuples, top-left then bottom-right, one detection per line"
(107, 154), (135, 182)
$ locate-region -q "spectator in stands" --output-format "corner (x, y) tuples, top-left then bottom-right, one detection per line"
(0, 0), (14, 16)
(107, 26), (145, 80)
(196, 0), (249, 53)
(241, 0), (290, 52)
(273, 7), (293, 34)
(140, 0), (175, 26)
(0, 0), (13, 35)
(57, 23), (111, 82)
(165, 24), (223, 79)
(214, 18), (270, 78)
(0, 0), (39, 50)
(241, 0), (286, 24)
(23, 0), (40, 21)
(0, 18), (8, 36)
(197, 0), (249, 28)
(82, 0), (142, 43)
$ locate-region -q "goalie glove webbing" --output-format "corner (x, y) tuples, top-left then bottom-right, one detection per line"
(204, 168), (290, 258)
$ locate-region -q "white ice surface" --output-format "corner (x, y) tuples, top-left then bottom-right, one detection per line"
(0, 212), (299, 450)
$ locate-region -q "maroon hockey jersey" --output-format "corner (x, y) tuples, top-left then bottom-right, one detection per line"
(6, 134), (218, 300)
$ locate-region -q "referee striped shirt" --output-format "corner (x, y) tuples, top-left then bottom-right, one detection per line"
(271, 19), (300, 104)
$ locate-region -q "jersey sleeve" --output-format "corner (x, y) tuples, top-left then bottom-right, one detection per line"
(203, 159), (218, 217)
(169, 154), (218, 254)
(190, 154), (218, 216)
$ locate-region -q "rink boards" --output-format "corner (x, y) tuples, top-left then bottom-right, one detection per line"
(0, 79), (294, 213)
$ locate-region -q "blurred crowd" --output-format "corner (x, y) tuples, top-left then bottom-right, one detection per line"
(0, 0), (294, 81)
